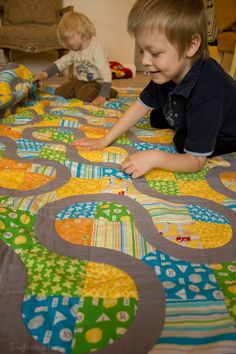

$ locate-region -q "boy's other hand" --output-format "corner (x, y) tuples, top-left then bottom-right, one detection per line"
(122, 150), (207, 177)
(34, 72), (48, 88)
(122, 150), (157, 179)
(71, 137), (108, 150)
(91, 96), (106, 106)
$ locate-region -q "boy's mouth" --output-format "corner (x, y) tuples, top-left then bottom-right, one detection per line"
(145, 70), (160, 76)
(150, 70), (160, 74)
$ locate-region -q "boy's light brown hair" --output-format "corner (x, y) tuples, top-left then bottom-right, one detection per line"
(128, 0), (208, 61)
(57, 11), (96, 46)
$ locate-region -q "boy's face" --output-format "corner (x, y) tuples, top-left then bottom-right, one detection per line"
(63, 33), (83, 51)
(136, 29), (192, 84)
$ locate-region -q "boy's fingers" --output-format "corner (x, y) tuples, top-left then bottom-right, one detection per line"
(122, 158), (133, 171)
(71, 139), (89, 146)
(131, 171), (141, 179)
(123, 165), (141, 178)
(122, 162), (134, 175)
(121, 156), (130, 166)
(71, 141), (100, 151)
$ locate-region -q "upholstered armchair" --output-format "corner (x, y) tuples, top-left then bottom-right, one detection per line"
(0, 0), (73, 63)
(213, 0), (236, 78)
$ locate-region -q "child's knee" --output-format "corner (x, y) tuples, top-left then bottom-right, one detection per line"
(110, 88), (118, 98)
(76, 85), (100, 102)
(55, 86), (72, 98)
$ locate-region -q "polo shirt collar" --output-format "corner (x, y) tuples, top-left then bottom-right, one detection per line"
(164, 59), (203, 98)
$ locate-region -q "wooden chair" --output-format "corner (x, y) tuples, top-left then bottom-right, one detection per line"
(0, 0), (73, 63)
(213, 0), (236, 78)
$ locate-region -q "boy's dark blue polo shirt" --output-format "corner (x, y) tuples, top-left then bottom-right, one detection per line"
(139, 57), (236, 156)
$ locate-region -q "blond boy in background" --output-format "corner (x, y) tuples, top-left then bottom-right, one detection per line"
(35, 11), (117, 106)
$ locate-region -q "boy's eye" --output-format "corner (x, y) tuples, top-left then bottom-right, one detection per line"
(151, 52), (160, 57)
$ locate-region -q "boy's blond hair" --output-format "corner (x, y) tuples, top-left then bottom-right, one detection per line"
(128, 0), (208, 61)
(57, 11), (96, 45)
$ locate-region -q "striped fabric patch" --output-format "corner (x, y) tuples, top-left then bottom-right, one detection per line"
(157, 300), (236, 348)
(142, 200), (192, 223)
(1, 192), (58, 214)
(60, 119), (80, 128)
(102, 151), (127, 164)
(26, 164), (56, 177)
(91, 219), (155, 259)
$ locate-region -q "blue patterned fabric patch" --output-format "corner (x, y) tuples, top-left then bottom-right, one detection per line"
(57, 202), (99, 219)
(187, 204), (229, 224)
(143, 250), (222, 301)
(16, 139), (45, 152)
(23, 295), (80, 353)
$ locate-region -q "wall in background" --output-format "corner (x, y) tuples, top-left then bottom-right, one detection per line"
(63, 0), (136, 67)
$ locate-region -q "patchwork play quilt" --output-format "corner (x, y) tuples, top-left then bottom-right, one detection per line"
(0, 63), (236, 354)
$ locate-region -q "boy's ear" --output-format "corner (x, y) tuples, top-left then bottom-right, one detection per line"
(186, 33), (201, 58)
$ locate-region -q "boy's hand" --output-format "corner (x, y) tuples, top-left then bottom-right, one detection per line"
(71, 137), (108, 150)
(122, 150), (207, 177)
(91, 95), (106, 106)
(34, 71), (48, 88)
(122, 150), (159, 178)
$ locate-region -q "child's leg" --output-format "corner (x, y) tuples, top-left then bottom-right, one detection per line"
(150, 109), (172, 128)
(210, 139), (236, 156)
(173, 128), (186, 153)
(55, 78), (83, 98)
(110, 88), (118, 98)
(174, 131), (236, 156)
(75, 81), (101, 102)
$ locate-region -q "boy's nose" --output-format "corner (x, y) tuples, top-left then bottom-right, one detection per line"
(141, 52), (152, 66)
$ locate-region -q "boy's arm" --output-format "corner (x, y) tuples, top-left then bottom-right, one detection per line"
(92, 40), (113, 101)
(72, 100), (149, 149)
(34, 51), (74, 85)
(105, 100), (149, 144)
(52, 51), (74, 73)
(34, 63), (59, 85)
(122, 149), (207, 178)
(43, 63), (60, 77)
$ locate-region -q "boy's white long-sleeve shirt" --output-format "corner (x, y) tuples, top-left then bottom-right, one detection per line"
(45, 37), (112, 97)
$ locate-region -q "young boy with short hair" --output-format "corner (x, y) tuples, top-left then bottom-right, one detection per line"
(72, 0), (236, 178)
(35, 11), (117, 106)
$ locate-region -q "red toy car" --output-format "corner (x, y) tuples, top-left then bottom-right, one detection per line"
(176, 236), (191, 243)
(109, 61), (133, 79)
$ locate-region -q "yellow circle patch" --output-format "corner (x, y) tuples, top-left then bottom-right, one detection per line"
(14, 236), (27, 245)
(0, 220), (5, 230)
(20, 214), (30, 224)
(85, 328), (103, 343)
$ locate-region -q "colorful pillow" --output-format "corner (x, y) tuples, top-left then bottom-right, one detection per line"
(0, 63), (35, 118)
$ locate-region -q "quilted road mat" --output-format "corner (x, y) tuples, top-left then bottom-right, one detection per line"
(0, 64), (236, 354)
